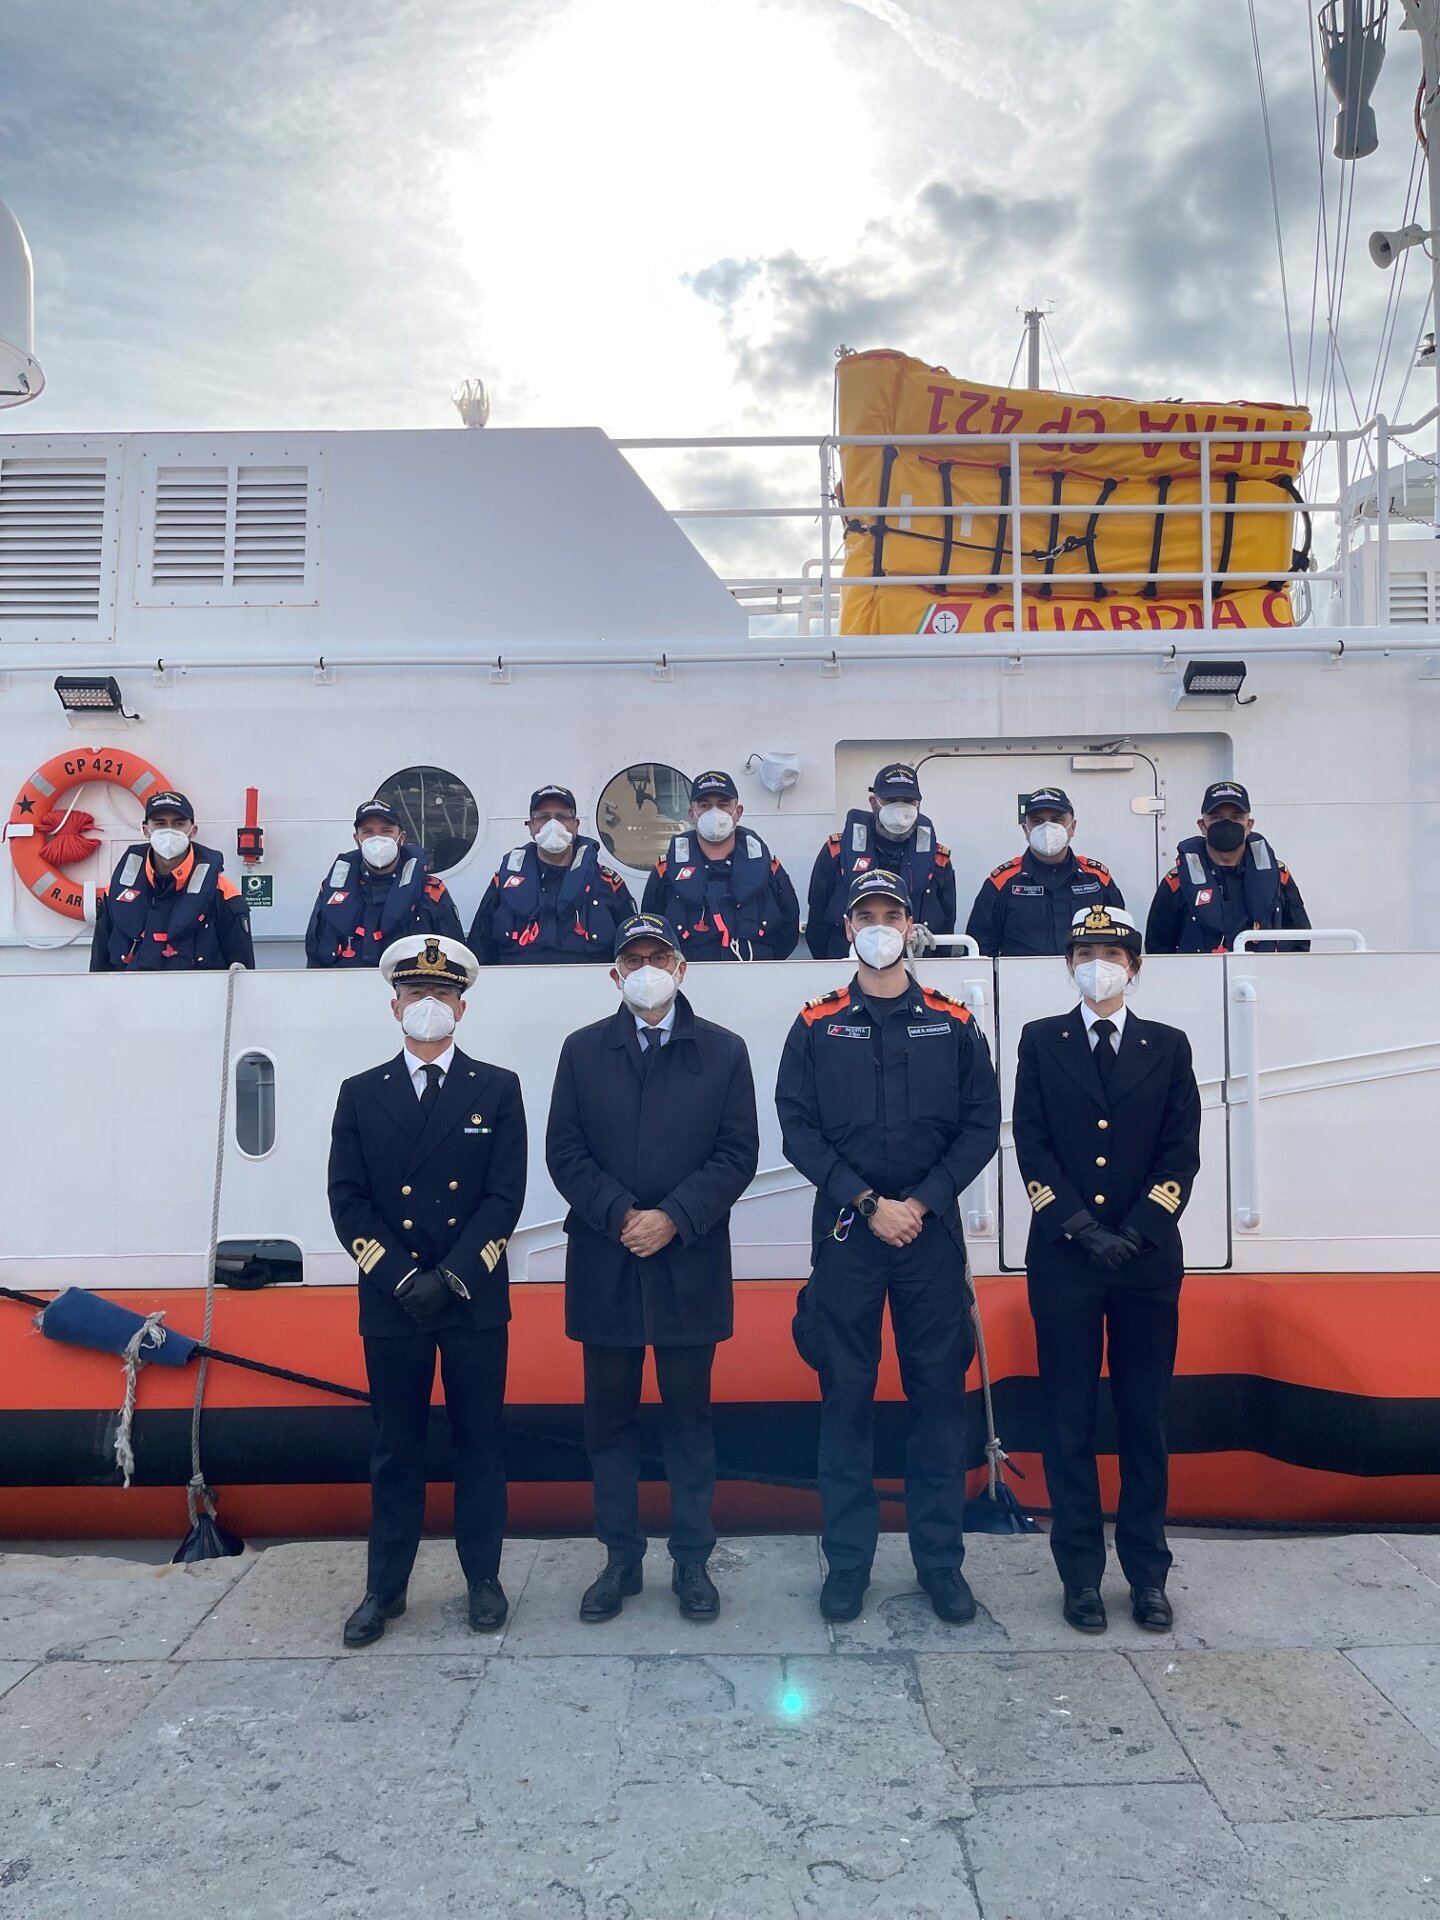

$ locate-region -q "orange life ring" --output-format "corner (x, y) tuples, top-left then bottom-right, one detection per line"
(8, 748), (174, 921)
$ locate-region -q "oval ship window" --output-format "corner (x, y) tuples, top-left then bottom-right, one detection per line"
(375, 765), (479, 873)
(595, 763), (692, 872)
(235, 1051), (276, 1158)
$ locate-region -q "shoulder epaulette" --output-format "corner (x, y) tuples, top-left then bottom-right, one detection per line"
(654, 858), (668, 879)
(601, 865), (624, 889)
(217, 875), (240, 900)
(934, 844), (952, 867)
(800, 985), (852, 1025)
(423, 875), (446, 900)
(1279, 865), (1292, 885)
(825, 832), (841, 854)
(921, 985), (971, 1023)
(988, 856), (1024, 888)
(1075, 855), (1112, 880)
(1163, 867), (1180, 891)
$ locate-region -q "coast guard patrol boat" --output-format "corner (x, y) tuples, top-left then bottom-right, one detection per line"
(0, 5), (1437, 1544)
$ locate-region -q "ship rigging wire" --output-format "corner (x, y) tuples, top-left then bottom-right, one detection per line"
(1249, 0), (1300, 404)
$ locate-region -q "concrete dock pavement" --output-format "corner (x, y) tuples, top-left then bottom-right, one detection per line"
(1, 1531), (1438, 1918)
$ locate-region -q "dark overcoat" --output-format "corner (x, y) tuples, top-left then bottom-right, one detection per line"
(328, 1046), (527, 1337)
(1012, 1008), (1201, 1288)
(544, 994), (760, 1345)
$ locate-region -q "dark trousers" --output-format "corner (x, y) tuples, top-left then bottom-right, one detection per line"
(809, 1216), (974, 1574)
(1027, 1267), (1180, 1592)
(582, 1342), (717, 1563)
(362, 1323), (509, 1600)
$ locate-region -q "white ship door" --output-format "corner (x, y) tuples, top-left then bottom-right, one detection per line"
(993, 954), (1232, 1274)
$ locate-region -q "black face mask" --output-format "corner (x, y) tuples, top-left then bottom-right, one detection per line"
(1205, 819), (1247, 855)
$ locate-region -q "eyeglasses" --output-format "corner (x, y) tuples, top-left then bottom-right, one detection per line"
(616, 947), (677, 973)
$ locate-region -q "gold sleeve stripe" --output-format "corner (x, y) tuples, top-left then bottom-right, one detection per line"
(1148, 1182), (1183, 1214)
(1026, 1181), (1056, 1213)
(351, 1237), (385, 1274)
(480, 1236), (510, 1274)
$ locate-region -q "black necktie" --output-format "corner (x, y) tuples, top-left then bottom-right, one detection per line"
(1091, 1019), (1116, 1087)
(420, 1061), (443, 1113)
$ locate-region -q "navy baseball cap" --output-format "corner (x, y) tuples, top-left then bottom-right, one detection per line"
(690, 769), (739, 803)
(1201, 780), (1251, 814)
(354, 799), (402, 829)
(871, 762), (921, 799)
(846, 867), (912, 913)
(1023, 787), (1073, 817)
(529, 784), (577, 816)
(613, 912), (680, 959)
(144, 790), (195, 823)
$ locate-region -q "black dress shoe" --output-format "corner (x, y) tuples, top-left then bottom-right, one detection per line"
(468, 1578), (508, 1632)
(342, 1591), (406, 1648)
(819, 1567), (869, 1622)
(918, 1567), (977, 1624)
(672, 1560), (720, 1620)
(579, 1559), (643, 1623)
(1062, 1586), (1108, 1634)
(1130, 1585), (1174, 1631)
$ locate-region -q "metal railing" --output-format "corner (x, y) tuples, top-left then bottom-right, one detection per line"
(617, 404), (1440, 639)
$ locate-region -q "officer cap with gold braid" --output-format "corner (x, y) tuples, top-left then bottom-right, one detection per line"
(1066, 902), (1143, 959)
(379, 933), (480, 991)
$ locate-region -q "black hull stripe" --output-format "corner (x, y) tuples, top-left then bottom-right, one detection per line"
(3, 1376), (1439, 1489)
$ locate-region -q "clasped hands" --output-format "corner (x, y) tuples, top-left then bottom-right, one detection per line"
(620, 1207), (679, 1259)
(860, 1194), (928, 1248)
(392, 1264), (470, 1329)
(1072, 1221), (1146, 1271)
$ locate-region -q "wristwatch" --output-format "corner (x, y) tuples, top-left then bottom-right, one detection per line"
(855, 1191), (880, 1219)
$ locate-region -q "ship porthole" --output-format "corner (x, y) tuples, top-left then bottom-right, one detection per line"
(235, 1049), (277, 1159)
(374, 764), (480, 874)
(594, 762), (692, 872)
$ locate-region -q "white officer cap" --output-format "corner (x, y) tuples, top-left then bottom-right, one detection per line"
(379, 934), (480, 991)
(1067, 904), (1142, 955)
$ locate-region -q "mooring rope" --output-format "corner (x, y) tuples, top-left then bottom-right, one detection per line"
(185, 963), (241, 1530)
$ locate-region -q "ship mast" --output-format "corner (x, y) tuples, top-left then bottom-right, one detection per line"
(1401, 0), (1440, 518)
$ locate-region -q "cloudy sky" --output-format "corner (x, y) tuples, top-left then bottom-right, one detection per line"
(0, 0), (1432, 477)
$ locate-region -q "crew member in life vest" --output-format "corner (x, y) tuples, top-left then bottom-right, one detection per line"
(776, 868), (1000, 1627)
(965, 786), (1126, 955)
(805, 762), (956, 959)
(641, 770), (800, 961)
(329, 934), (527, 1647)
(305, 799), (462, 969)
(1012, 904), (1201, 1636)
(90, 790), (254, 973)
(468, 784), (635, 965)
(1145, 781), (1310, 954)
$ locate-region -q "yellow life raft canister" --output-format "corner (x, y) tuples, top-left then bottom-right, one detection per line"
(835, 349), (1312, 636)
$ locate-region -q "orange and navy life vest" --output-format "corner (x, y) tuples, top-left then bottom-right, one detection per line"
(102, 842), (229, 970)
(311, 843), (440, 966)
(488, 837), (628, 959)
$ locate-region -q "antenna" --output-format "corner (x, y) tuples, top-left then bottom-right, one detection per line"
(0, 196), (44, 408)
(1318, 0), (1388, 159)
(452, 379), (490, 428)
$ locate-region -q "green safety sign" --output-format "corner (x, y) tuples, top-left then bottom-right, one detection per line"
(241, 872), (274, 909)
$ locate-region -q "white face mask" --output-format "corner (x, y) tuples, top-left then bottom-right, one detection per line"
(622, 964), (679, 1012)
(853, 923), (906, 970)
(1072, 958), (1132, 1005)
(695, 806), (736, 844)
(401, 996), (457, 1042)
(533, 819), (574, 855)
(360, 834), (400, 870)
(877, 802), (918, 838)
(1028, 821), (1070, 858)
(148, 827), (191, 862)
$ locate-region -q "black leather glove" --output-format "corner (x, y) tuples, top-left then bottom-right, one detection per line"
(392, 1266), (468, 1330)
(1072, 1222), (1141, 1272)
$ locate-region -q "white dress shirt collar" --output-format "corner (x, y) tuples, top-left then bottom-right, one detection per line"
(1080, 1000), (1128, 1048)
(404, 1041), (456, 1094)
(633, 1004), (677, 1045)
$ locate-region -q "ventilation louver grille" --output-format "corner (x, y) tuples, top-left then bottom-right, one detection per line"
(1388, 568), (1439, 625)
(149, 464), (311, 592)
(0, 458), (107, 618)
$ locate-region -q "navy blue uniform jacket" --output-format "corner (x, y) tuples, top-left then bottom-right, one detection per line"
(1012, 1009), (1201, 1288)
(328, 1046), (528, 1337)
(545, 995), (759, 1346)
(775, 975), (1000, 1245)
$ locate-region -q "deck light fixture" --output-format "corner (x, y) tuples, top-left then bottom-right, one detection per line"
(1182, 660), (1248, 698)
(54, 674), (125, 714)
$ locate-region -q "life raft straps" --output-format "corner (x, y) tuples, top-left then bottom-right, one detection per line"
(1082, 476), (1118, 599)
(1272, 472), (1312, 584)
(983, 463), (1011, 597)
(871, 442), (900, 579)
(1211, 470), (1240, 601)
(936, 460), (955, 579)
(1142, 474), (1172, 599)
(1037, 469), (1065, 600)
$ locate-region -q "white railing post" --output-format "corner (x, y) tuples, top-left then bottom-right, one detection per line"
(958, 971), (995, 1235)
(1230, 975), (1262, 1232)
(818, 440), (834, 638)
(1336, 433), (1351, 627)
(1009, 435), (1023, 634)
(1199, 442), (1214, 631)
(1375, 414), (1391, 626)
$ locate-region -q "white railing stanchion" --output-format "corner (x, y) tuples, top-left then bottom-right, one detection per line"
(818, 439), (834, 639)
(1337, 433), (1351, 627)
(1375, 415), (1391, 625)
(1009, 435), (1023, 635)
(1232, 927), (1367, 952)
(1199, 456), (1213, 629)
(1230, 975), (1262, 1232)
